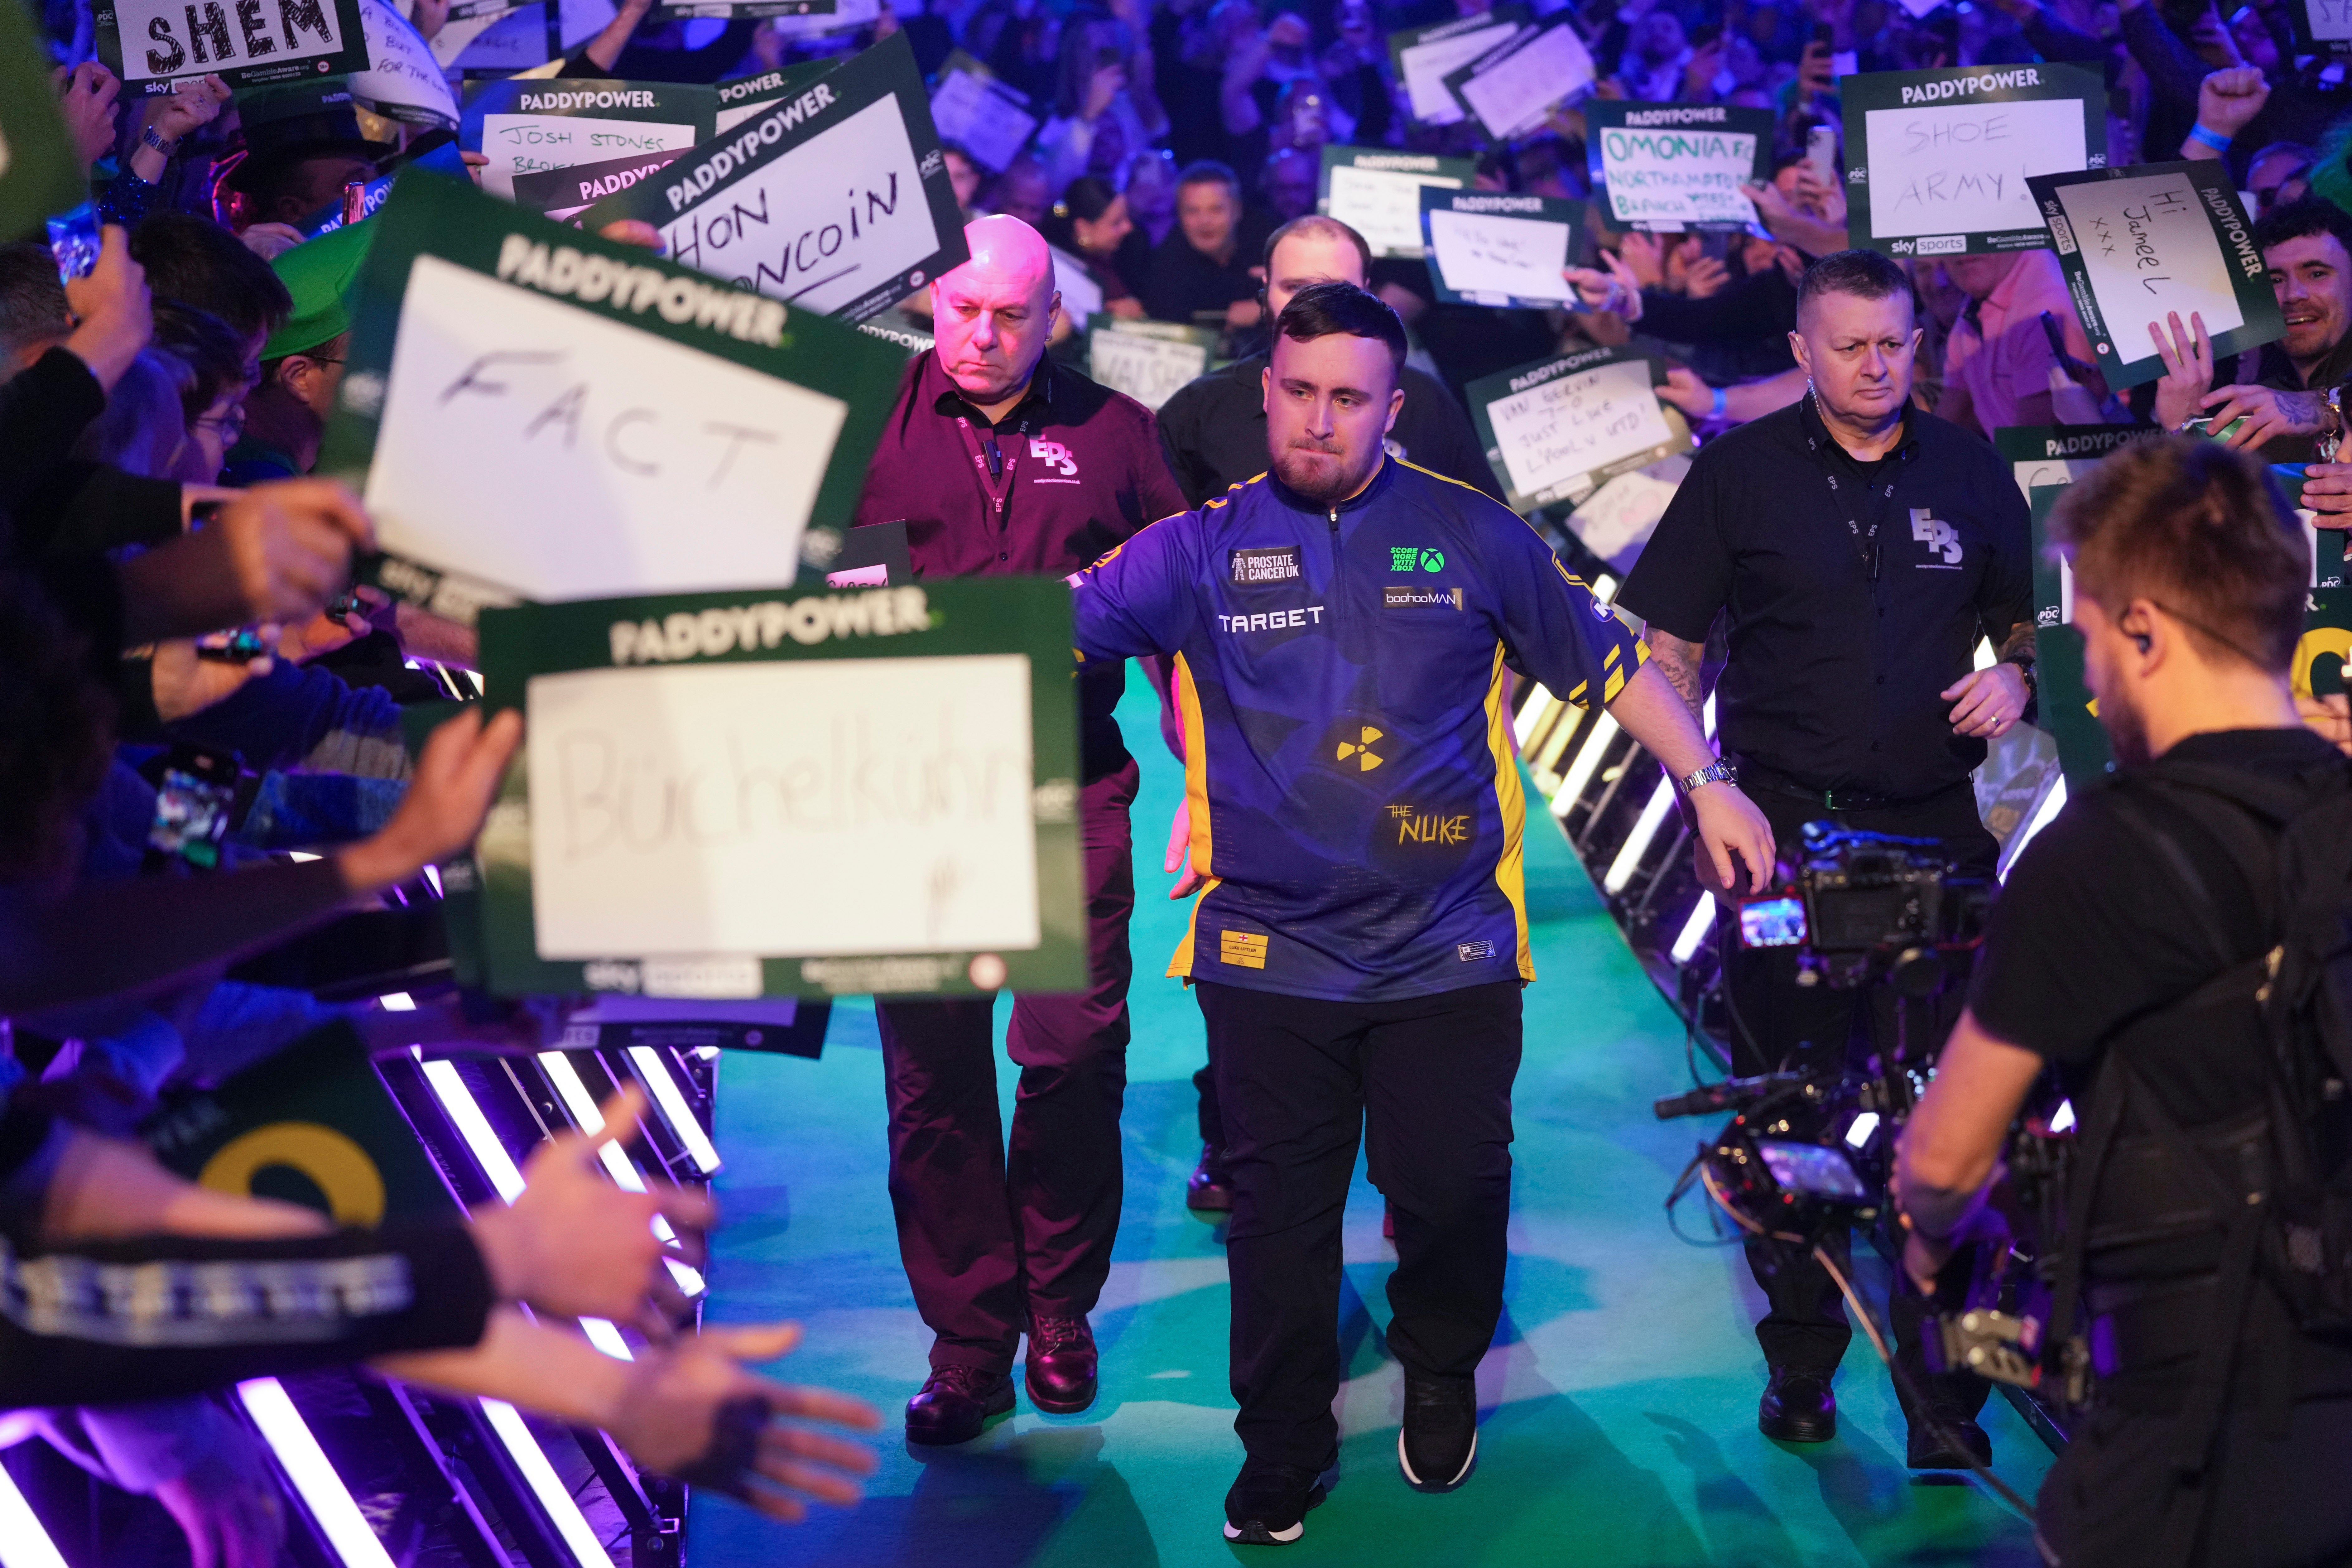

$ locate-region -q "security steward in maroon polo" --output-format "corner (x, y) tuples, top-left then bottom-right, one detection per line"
(852, 214), (1190, 1445)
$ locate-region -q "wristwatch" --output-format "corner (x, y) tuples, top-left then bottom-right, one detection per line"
(139, 125), (179, 156)
(2003, 650), (2038, 702)
(2323, 385), (2345, 463)
(1677, 758), (1738, 795)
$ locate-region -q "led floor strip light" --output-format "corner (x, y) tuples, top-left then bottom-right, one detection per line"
(628, 1046), (723, 1175)
(480, 1401), (616, 1568)
(1551, 713), (1620, 817)
(1670, 895), (1717, 964)
(0, 1461), (67, 1568)
(238, 1379), (398, 1568)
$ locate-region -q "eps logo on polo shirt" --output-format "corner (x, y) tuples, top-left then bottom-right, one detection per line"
(1911, 508), (1963, 569)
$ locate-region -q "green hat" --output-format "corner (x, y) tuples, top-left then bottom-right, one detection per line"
(261, 218), (377, 360)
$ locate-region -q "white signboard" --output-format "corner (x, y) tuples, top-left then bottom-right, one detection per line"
(365, 255), (846, 601)
(1326, 163), (1465, 259)
(1426, 206), (1574, 305)
(1862, 95), (2087, 240)
(2051, 169), (2246, 369)
(928, 65), (1038, 173)
(1087, 327), (1210, 411)
(105, 0), (365, 88)
(1596, 124), (1761, 228)
(1488, 358), (1674, 502)
(1452, 23), (1594, 139)
(355, 0), (459, 127)
(1395, 15), (1520, 126)
(479, 111), (700, 200)
(525, 654), (1038, 960)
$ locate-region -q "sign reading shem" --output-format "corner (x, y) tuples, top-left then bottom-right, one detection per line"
(316, 172), (907, 623)
(99, 0), (370, 90)
(584, 33), (968, 323)
(465, 578), (1088, 1000)
(1845, 62), (2104, 257)
(1466, 345), (1684, 511)
(1584, 102), (1772, 231)
(2028, 160), (2284, 389)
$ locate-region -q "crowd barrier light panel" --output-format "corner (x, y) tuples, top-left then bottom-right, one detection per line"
(0, 1462), (66, 1568)
(627, 1045), (723, 1175)
(1669, 895), (1716, 964)
(238, 1378), (398, 1568)
(1551, 713), (1621, 816)
(1602, 772), (1678, 895)
(2003, 776), (2070, 881)
(379, 992), (416, 1012)
(1513, 687), (1561, 748)
(479, 1400), (618, 1568)
(537, 1053), (709, 1296)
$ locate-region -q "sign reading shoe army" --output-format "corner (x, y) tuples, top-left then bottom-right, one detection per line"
(97, 0), (371, 92)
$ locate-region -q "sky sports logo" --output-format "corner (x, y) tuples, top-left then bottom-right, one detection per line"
(1913, 234), (1966, 255)
(1384, 585), (1463, 610)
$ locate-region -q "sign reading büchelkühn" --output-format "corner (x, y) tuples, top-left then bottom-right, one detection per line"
(1844, 62), (2105, 257)
(582, 32), (967, 324)
(462, 577), (1086, 1000)
(97, 0), (370, 91)
(316, 171), (907, 625)
(2026, 161), (2284, 391)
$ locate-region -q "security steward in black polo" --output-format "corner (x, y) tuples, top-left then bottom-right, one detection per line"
(1616, 249), (2037, 1468)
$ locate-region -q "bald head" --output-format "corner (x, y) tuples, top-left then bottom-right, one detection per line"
(933, 216), (1061, 412)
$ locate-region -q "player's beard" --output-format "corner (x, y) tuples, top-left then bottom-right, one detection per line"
(2099, 681), (2152, 767)
(1272, 436), (1371, 504)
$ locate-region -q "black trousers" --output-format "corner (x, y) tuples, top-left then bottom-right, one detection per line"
(873, 759), (1138, 1374)
(1721, 778), (1994, 1418)
(1196, 978), (1521, 1469)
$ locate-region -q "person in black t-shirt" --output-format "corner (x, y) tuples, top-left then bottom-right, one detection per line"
(1897, 437), (2352, 1568)
(1617, 249), (2035, 1466)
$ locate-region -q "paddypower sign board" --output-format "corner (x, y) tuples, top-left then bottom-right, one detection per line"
(461, 77), (715, 202)
(2026, 161), (2283, 390)
(315, 172), (906, 624)
(1845, 63), (2105, 257)
(462, 578), (1086, 999)
(583, 33), (966, 323)
(98, 0), (370, 90)
(1465, 344), (1687, 513)
(1584, 102), (1773, 233)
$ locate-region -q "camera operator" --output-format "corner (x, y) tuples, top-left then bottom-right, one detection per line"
(1896, 437), (2352, 1568)
(1615, 248), (2036, 1465)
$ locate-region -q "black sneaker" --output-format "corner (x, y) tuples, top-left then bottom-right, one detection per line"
(1222, 1455), (1329, 1544)
(1398, 1373), (1477, 1491)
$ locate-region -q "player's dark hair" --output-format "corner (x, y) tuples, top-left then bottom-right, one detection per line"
(2255, 193), (2352, 257)
(2048, 436), (2306, 674)
(1260, 215), (1373, 284)
(1795, 248), (1914, 322)
(1275, 281), (1406, 375)
(1176, 159), (1242, 199)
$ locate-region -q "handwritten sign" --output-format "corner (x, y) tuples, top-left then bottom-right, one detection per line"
(927, 52), (1039, 173)
(2027, 161), (2283, 390)
(1465, 346), (1686, 512)
(584, 34), (967, 324)
(467, 578), (1086, 998)
(765, 0), (878, 38)
(353, 0), (457, 127)
(1439, 18), (1595, 142)
(0, 0), (87, 242)
(1584, 102), (1772, 232)
(2289, 0), (2352, 57)
(1992, 422), (2164, 497)
(1420, 187), (1579, 308)
(1319, 145), (1473, 260)
(1387, 7), (1526, 127)
(97, 0), (371, 91)
(462, 78), (714, 202)
(1087, 322), (1213, 411)
(315, 172), (906, 624)
(658, 0), (835, 19)
(1845, 63), (2104, 257)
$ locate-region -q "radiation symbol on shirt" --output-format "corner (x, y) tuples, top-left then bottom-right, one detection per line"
(1335, 725), (1386, 771)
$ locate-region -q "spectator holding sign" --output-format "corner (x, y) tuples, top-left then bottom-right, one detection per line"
(217, 83), (390, 234)
(2158, 196), (2352, 457)
(848, 215), (1188, 1447)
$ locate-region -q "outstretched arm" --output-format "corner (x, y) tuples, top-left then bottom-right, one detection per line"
(1603, 662), (1775, 892)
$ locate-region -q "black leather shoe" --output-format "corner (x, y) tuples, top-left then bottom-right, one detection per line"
(1024, 1314), (1098, 1414)
(905, 1365), (1014, 1446)
(1758, 1368), (1837, 1442)
(1188, 1144), (1234, 1211)
(1906, 1412), (1992, 1470)
(1398, 1373), (1477, 1491)
(1223, 1455), (1331, 1545)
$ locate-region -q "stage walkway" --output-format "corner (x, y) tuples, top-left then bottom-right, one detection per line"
(692, 681), (2053, 1566)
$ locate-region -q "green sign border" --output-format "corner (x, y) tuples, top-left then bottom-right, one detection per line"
(1383, 5), (1528, 128)
(1464, 343), (1686, 514)
(465, 578), (1086, 1000)
(582, 32), (967, 325)
(0, 2), (88, 243)
(1417, 186), (1583, 309)
(1315, 144), (1477, 261)
(1582, 101), (1775, 235)
(2027, 159), (2284, 392)
(315, 170), (909, 622)
(1844, 62), (2106, 258)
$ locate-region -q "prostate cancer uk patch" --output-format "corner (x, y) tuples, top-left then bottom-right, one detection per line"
(1229, 547), (1301, 584)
